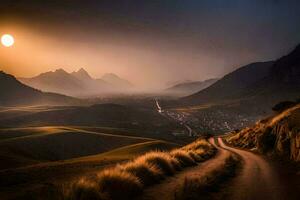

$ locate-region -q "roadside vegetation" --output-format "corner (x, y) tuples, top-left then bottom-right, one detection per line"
(63, 139), (216, 200)
(226, 103), (300, 162)
(174, 154), (241, 200)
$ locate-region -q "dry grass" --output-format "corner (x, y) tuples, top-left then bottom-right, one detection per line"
(118, 161), (164, 186)
(64, 178), (106, 200)
(96, 169), (143, 200)
(63, 139), (216, 200)
(175, 155), (241, 200)
(170, 150), (196, 167)
(137, 151), (177, 175)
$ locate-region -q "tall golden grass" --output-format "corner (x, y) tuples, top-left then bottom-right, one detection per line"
(63, 139), (216, 200)
(174, 155), (241, 200)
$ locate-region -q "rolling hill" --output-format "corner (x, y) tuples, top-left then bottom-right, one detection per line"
(0, 71), (79, 106)
(0, 103), (184, 138)
(0, 126), (153, 170)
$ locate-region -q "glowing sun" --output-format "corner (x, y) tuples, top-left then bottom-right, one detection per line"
(1, 34), (15, 47)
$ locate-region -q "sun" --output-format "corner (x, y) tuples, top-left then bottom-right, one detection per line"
(1, 34), (15, 47)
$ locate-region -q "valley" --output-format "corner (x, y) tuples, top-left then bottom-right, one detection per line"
(0, 3), (299, 199)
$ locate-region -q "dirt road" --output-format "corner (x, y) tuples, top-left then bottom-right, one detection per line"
(138, 138), (232, 200)
(217, 137), (284, 200)
(138, 137), (295, 200)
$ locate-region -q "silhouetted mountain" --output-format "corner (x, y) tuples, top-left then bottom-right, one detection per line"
(165, 78), (218, 96)
(0, 71), (79, 106)
(179, 43), (300, 116)
(270, 44), (300, 84)
(182, 61), (274, 104)
(102, 73), (132, 88)
(19, 69), (131, 97)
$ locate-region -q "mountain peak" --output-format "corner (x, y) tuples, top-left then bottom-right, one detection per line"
(54, 68), (69, 75)
(72, 68), (92, 80)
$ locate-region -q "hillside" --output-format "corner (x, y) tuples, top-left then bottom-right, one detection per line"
(226, 103), (300, 162)
(0, 126), (154, 170)
(181, 61), (274, 104)
(181, 44), (300, 112)
(0, 71), (79, 106)
(165, 78), (218, 96)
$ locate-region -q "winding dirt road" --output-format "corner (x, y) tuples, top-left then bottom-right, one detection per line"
(218, 137), (284, 200)
(138, 137), (293, 200)
(138, 138), (232, 200)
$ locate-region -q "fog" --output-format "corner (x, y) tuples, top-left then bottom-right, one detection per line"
(1, 0), (300, 90)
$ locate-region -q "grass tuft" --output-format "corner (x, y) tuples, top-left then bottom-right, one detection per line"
(137, 151), (176, 176)
(118, 161), (164, 186)
(96, 169), (143, 200)
(64, 178), (106, 200)
(171, 150), (196, 167)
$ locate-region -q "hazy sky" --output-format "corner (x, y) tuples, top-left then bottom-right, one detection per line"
(0, 0), (300, 89)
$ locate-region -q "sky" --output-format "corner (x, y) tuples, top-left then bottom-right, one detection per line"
(0, 0), (300, 89)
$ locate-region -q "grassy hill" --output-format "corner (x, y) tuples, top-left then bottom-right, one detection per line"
(226, 103), (300, 162)
(0, 126), (154, 170)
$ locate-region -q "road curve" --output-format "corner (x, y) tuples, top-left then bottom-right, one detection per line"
(138, 138), (231, 200)
(217, 137), (284, 200)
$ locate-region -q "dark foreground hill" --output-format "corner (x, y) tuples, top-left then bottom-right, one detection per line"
(0, 71), (79, 106)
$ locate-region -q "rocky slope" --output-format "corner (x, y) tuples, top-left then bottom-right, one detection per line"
(226, 103), (300, 162)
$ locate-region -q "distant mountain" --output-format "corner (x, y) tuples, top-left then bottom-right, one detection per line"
(101, 73), (132, 88)
(179, 43), (300, 116)
(19, 69), (131, 97)
(165, 78), (218, 96)
(0, 71), (79, 106)
(19, 69), (84, 96)
(71, 68), (93, 81)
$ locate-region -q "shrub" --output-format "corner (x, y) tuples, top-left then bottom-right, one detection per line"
(138, 151), (175, 176)
(187, 151), (203, 162)
(96, 169), (142, 200)
(171, 150), (196, 167)
(64, 178), (106, 200)
(182, 140), (211, 151)
(118, 161), (164, 186)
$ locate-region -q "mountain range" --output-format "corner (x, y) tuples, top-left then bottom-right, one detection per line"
(0, 71), (79, 106)
(19, 68), (132, 97)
